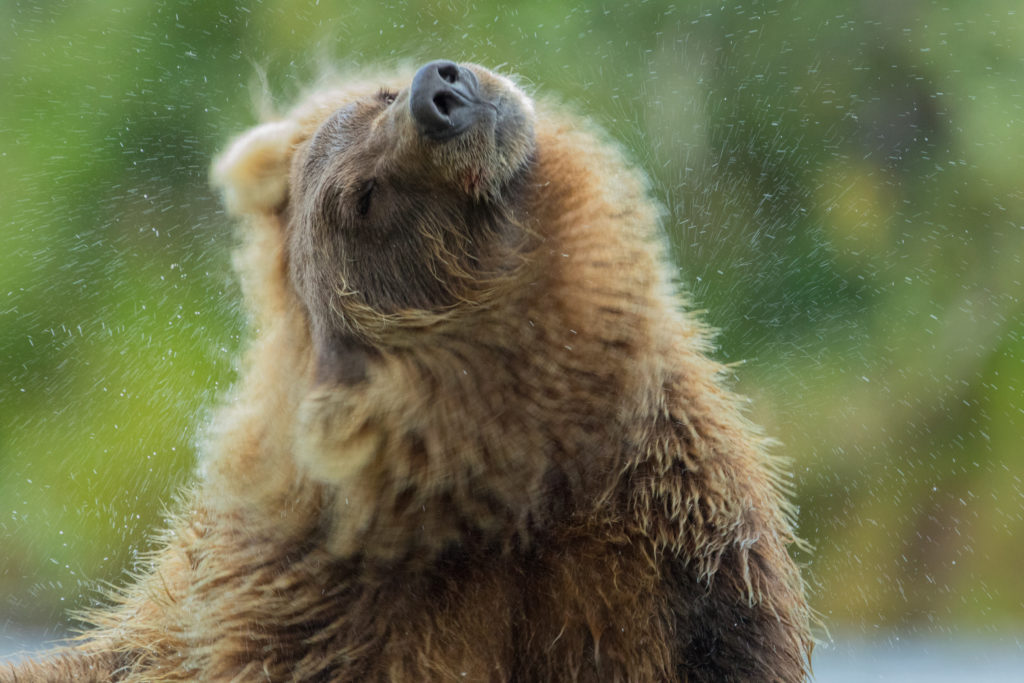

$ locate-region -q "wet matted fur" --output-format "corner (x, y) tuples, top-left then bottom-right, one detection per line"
(5, 62), (813, 682)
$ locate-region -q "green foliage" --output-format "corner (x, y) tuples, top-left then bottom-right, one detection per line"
(2, 0), (1022, 634)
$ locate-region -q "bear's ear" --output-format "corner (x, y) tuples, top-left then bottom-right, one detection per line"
(213, 119), (299, 216)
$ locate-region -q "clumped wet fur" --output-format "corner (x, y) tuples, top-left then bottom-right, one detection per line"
(5, 62), (813, 682)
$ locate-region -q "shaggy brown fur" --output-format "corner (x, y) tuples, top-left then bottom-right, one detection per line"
(5, 62), (813, 682)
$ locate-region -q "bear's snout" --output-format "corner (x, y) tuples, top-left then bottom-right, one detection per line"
(410, 60), (493, 141)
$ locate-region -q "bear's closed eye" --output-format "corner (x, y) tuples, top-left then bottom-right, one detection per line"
(356, 178), (375, 216)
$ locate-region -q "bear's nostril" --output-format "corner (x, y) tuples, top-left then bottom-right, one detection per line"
(437, 63), (458, 84)
(433, 93), (452, 117)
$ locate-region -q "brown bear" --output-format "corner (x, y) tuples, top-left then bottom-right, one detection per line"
(5, 60), (813, 682)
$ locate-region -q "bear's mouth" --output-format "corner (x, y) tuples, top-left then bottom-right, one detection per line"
(463, 167), (486, 195)
(401, 61), (536, 202)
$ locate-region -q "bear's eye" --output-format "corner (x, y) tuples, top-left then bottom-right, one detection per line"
(356, 179), (375, 217)
(377, 88), (398, 106)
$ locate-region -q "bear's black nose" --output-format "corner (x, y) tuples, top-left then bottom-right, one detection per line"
(410, 60), (486, 141)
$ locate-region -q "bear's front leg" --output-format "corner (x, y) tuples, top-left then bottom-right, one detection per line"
(668, 539), (812, 682)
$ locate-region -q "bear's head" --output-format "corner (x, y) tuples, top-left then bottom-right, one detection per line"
(215, 61), (537, 379)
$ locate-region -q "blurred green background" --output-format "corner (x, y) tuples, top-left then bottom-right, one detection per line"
(2, 0), (1022, 648)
